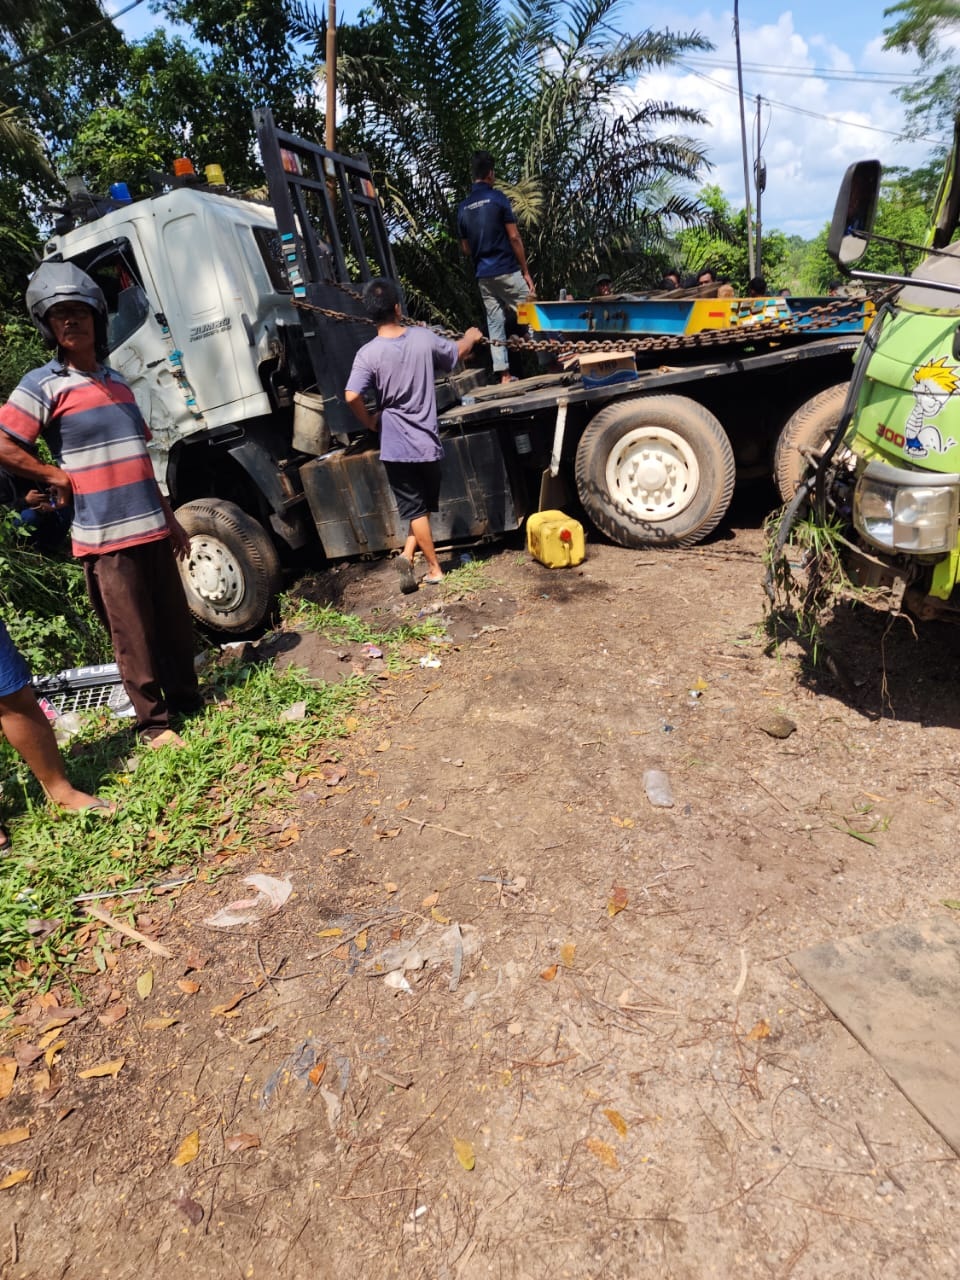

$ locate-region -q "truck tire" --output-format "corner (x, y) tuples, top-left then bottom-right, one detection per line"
(176, 499), (282, 634)
(774, 383), (848, 503)
(574, 396), (735, 548)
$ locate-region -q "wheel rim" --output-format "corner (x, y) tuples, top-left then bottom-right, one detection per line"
(185, 534), (245, 612)
(604, 426), (701, 521)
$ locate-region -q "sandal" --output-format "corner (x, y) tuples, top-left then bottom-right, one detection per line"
(0, 823), (9, 853)
(396, 555), (418, 595)
(422, 574), (444, 585)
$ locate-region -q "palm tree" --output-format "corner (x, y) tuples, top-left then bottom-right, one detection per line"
(308, 0), (712, 324)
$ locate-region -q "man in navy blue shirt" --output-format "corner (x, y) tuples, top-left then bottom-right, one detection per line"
(457, 151), (536, 384)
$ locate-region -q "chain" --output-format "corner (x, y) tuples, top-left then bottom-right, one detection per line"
(292, 289), (884, 359)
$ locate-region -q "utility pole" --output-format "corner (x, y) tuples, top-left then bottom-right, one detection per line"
(755, 94), (763, 278)
(734, 0), (755, 279)
(325, 0), (337, 154)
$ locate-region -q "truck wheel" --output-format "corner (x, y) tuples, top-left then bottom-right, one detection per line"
(176, 499), (281, 634)
(774, 383), (848, 503)
(574, 396), (735, 548)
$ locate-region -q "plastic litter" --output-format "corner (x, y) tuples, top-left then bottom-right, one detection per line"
(419, 654), (442, 669)
(643, 769), (675, 808)
(279, 700), (307, 722)
(203, 874), (293, 927)
(360, 643), (384, 659)
(367, 921), (480, 987)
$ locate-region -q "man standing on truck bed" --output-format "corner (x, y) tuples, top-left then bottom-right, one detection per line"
(0, 261), (202, 748)
(457, 151), (536, 385)
(344, 278), (482, 593)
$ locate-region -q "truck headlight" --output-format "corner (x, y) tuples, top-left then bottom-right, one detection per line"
(854, 463), (960, 554)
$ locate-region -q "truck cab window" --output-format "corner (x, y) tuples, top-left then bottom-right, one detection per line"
(71, 241), (150, 352)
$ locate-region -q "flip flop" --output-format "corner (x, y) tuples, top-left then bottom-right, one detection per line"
(76, 799), (117, 818)
(422, 574), (444, 585)
(0, 823), (10, 853)
(396, 556), (418, 595)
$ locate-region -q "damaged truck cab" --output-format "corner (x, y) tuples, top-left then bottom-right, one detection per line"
(775, 136), (960, 621)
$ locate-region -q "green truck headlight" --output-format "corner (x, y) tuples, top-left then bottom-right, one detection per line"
(854, 461), (960, 554)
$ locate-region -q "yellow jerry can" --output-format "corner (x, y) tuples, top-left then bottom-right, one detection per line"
(526, 510), (586, 568)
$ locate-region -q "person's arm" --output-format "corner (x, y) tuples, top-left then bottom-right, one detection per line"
(157, 491), (191, 561)
(456, 327), (484, 360)
(0, 431), (71, 508)
(460, 237), (473, 260)
(345, 389), (380, 434)
(505, 222), (535, 295)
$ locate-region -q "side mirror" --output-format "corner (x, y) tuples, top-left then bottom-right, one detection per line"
(827, 160), (881, 268)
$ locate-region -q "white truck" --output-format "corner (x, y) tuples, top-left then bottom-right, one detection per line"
(41, 108), (863, 633)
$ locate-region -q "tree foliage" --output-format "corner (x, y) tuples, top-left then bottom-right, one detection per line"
(324, 0), (713, 324)
(675, 185), (788, 292)
(883, 0), (960, 136)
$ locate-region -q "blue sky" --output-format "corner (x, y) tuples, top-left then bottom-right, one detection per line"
(109, 0), (931, 239)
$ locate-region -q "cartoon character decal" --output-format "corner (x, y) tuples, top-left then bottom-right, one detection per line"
(906, 357), (959, 456)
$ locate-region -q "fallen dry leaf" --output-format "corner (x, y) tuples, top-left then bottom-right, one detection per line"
(327, 848), (349, 859)
(143, 1017), (178, 1031)
(747, 1019), (771, 1041)
(374, 738), (391, 752)
(43, 1039), (65, 1068)
(383, 882), (398, 894)
(224, 1133), (260, 1154)
(171, 1129), (200, 1167)
(373, 827), (401, 840)
(343, 716), (359, 733)
(97, 1004), (128, 1028)
(560, 941), (577, 969)
(317, 927), (343, 938)
(452, 1138), (476, 1171)
(421, 892), (440, 909)
(540, 964), (559, 982)
(177, 979), (200, 995)
(394, 798), (412, 810)
(355, 931), (368, 952)
(78, 1058), (124, 1080)
(603, 1108), (628, 1138)
(430, 906), (451, 925)
(277, 826), (300, 847)
(37, 1014), (76, 1033)
(13, 1045), (43, 1069)
(586, 1137), (619, 1169)
(37, 1027), (64, 1051)
(308, 1062), (326, 1087)
(0, 1169), (30, 1190)
(607, 885), (628, 918)
(211, 993), (245, 1016)
(0, 1127), (29, 1147)
(31, 1069), (50, 1094)
(136, 971), (154, 1000)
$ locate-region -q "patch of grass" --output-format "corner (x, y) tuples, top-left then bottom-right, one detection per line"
(438, 558), (493, 597)
(279, 595), (438, 649)
(0, 613), (403, 997)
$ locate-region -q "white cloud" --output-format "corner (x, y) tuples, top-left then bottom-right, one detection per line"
(631, 8), (936, 239)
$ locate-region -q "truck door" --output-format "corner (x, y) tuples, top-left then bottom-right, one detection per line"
(72, 232), (199, 472)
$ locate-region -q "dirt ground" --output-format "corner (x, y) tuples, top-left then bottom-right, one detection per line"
(3, 491), (960, 1279)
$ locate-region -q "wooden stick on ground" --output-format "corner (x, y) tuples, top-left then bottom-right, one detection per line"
(84, 904), (174, 958)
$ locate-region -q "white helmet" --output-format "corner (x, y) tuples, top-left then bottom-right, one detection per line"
(26, 260), (107, 347)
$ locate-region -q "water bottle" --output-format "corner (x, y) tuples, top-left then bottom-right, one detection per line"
(643, 769), (674, 808)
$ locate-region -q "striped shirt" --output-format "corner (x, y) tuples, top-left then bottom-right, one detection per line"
(0, 359), (169, 557)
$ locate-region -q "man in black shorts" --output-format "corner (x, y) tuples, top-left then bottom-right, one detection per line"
(345, 279), (482, 591)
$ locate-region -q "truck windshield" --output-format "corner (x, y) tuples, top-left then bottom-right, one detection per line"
(900, 242), (960, 311)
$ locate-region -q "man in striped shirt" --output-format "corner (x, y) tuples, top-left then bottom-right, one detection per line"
(0, 263), (200, 747)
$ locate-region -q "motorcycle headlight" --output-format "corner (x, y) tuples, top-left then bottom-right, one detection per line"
(854, 468), (959, 554)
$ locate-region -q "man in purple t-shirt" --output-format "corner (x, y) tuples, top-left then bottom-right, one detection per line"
(345, 279), (482, 592)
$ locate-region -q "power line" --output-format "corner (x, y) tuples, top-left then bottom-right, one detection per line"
(0, 0), (147, 76)
(681, 53), (909, 86)
(677, 63), (948, 147)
